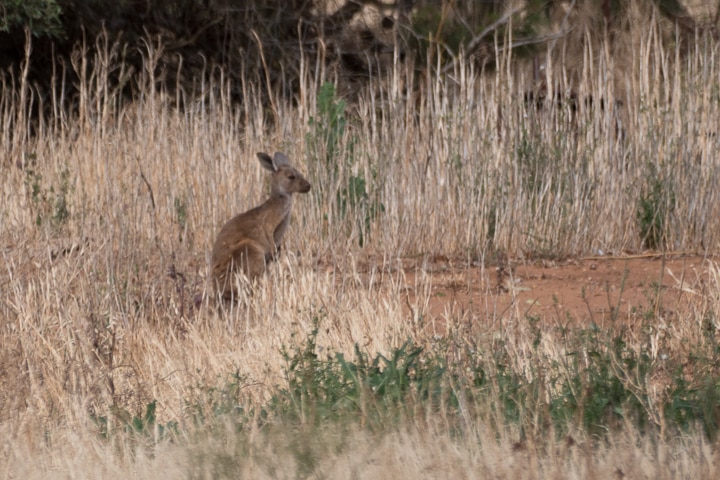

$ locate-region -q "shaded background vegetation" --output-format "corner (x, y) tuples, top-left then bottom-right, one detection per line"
(2, 0), (718, 108)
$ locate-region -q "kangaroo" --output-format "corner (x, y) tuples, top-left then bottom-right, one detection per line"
(211, 151), (311, 299)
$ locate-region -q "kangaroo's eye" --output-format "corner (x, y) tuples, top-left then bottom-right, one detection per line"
(288, 174), (296, 180)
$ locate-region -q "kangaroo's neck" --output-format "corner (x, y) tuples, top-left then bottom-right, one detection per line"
(267, 191), (293, 214)
(265, 193), (293, 245)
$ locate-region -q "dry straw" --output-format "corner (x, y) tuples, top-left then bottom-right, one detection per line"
(1, 9), (719, 478)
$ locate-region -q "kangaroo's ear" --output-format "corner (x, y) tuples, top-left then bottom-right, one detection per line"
(273, 152), (290, 168)
(257, 152), (276, 172)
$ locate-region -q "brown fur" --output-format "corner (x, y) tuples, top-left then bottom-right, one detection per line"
(210, 152), (311, 299)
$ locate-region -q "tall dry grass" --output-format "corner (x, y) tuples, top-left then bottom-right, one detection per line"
(1, 9), (720, 478)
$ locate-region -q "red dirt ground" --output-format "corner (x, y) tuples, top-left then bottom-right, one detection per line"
(397, 254), (716, 329)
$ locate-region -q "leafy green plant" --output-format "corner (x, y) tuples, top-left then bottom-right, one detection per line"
(308, 82), (347, 174)
(86, 322), (720, 453)
(24, 160), (72, 228)
(307, 82), (384, 245)
(338, 172), (385, 246)
(272, 321), (448, 429)
(269, 320), (720, 440)
(0, 0), (63, 37)
(546, 328), (650, 435)
(664, 364), (720, 442)
(637, 164), (675, 250)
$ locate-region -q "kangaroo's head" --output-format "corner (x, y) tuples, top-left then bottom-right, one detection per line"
(257, 152), (311, 197)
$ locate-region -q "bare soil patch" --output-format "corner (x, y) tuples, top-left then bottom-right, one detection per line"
(398, 254), (715, 331)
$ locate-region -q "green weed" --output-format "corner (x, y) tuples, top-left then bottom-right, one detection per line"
(271, 322), (448, 429)
(637, 164), (675, 250)
(23, 158), (73, 228)
(307, 82), (384, 245)
(88, 323), (720, 447)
